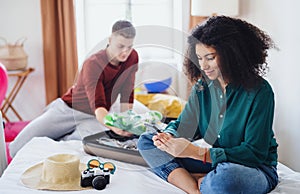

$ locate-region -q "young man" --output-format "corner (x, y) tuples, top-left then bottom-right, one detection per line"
(10, 20), (138, 157)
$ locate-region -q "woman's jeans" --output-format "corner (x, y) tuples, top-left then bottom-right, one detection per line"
(137, 133), (278, 194)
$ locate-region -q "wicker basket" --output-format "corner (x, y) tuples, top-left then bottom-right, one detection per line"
(0, 37), (28, 71)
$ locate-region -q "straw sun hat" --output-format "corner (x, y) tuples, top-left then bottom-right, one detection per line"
(21, 154), (88, 191)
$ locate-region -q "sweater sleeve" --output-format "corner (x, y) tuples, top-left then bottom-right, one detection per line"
(82, 60), (107, 112)
(120, 50), (138, 104)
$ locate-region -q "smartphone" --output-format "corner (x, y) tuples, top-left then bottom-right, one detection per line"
(144, 123), (163, 134)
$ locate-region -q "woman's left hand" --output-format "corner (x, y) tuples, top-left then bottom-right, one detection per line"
(153, 133), (197, 158)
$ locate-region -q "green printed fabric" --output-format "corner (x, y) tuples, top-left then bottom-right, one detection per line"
(104, 110), (163, 135)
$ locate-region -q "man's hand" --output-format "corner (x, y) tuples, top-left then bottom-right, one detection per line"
(108, 125), (133, 137)
(95, 107), (132, 137)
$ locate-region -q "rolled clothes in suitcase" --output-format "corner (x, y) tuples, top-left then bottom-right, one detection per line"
(82, 131), (148, 167)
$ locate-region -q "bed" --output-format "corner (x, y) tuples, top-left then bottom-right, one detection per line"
(0, 137), (300, 194)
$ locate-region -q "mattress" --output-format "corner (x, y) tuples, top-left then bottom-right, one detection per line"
(0, 137), (300, 194)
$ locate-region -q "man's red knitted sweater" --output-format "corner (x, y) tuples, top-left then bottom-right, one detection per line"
(62, 49), (138, 115)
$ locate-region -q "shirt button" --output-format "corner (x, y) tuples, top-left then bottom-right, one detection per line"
(218, 135), (221, 138)
(219, 114), (224, 118)
(220, 95), (223, 99)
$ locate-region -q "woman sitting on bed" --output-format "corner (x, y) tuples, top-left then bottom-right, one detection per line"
(137, 16), (278, 194)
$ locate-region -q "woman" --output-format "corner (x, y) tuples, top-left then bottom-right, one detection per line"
(137, 16), (278, 194)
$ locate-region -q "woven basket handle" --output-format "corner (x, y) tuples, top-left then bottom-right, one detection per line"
(15, 37), (27, 46)
(0, 37), (7, 46)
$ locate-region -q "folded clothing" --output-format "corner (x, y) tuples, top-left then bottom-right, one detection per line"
(134, 93), (186, 118)
(104, 110), (163, 135)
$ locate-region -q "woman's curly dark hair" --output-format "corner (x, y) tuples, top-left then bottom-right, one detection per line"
(183, 15), (277, 89)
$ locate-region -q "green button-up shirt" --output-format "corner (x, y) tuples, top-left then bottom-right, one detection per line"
(164, 79), (278, 168)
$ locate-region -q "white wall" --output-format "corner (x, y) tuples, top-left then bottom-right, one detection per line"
(0, 0), (300, 171)
(0, 0), (45, 121)
(239, 0), (300, 171)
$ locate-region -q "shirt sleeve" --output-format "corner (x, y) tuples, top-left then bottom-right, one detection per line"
(210, 82), (276, 168)
(164, 86), (202, 140)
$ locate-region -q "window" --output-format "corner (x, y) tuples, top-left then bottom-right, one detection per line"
(75, 0), (186, 68)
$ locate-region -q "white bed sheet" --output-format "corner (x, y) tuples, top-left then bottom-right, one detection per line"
(0, 137), (299, 194)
